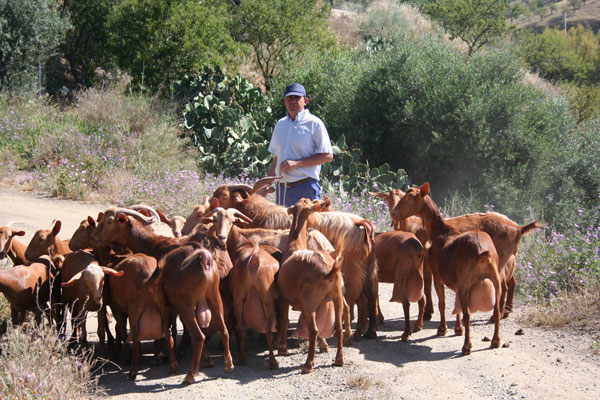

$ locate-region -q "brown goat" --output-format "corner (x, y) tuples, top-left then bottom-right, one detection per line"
(212, 177), (291, 230)
(226, 224), (280, 368)
(105, 253), (177, 380)
(0, 225), (27, 266)
(0, 255), (56, 325)
(91, 208), (234, 383)
(277, 198), (346, 373)
(390, 189), (545, 320)
(159, 245), (233, 384)
(393, 182), (503, 354)
(25, 220), (71, 262)
(306, 202), (379, 341)
(370, 190), (435, 321)
(374, 231), (427, 341)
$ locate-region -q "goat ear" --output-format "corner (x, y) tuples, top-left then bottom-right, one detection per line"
(419, 182), (430, 197)
(87, 216), (96, 228)
(287, 205), (296, 215)
(117, 213), (129, 224)
(369, 191), (387, 199)
(61, 270), (84, 287)
(200, 215), (215, 225)
(97, 212), (104, 222)
(101, 266), (124, 277)
(209, 197), (219, 210)
(14, 230), (25, 236)
(138, 209), (151, 217)
(155, 208), (169, 224)
(52, 220), (62, 236)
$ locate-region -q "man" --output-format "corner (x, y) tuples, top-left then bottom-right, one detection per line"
(268, 83), (333, 207)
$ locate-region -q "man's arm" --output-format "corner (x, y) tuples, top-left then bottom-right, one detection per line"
(268, 156), (278, 176)
(279, 152), (333, 175)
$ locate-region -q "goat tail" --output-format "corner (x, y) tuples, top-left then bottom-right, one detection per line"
(520, 220), (547, 236)
(181, 248), (214, 271)
(246, 245), (261, 273)
(326, 254), (344, 282)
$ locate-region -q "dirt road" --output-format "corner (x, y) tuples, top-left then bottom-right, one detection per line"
(1, 187), (599, 399)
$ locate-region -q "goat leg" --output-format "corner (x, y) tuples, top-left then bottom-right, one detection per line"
(413, 296), (425, 333)
(301, 310), (318, 374)
(401, 299), (412, 341)
(459, 289), (471, 355)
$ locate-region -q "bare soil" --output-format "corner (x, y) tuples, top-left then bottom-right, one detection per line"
(1, 187), (599, 400)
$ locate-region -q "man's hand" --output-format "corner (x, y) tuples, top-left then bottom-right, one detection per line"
(280, 160), (301, 174)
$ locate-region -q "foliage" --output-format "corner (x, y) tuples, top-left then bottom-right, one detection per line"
(0, 324), (101, 399)
(516, 25), (600, 85)
(227, 0), (337, 90)
(55, 0), (113, 89)
(0, 90), (193, 202)
(422, 0), (511, 56)
(516, 206), (600, 302)
(107, 0), (237, 94)
(0, 0), (71, 92)
(175, 66), (275, 178)
(321, 134), (410, 202)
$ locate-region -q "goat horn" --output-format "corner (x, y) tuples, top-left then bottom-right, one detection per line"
(128, 204), (160, 224)
(252, 176), (283, 194)
(233, 209), (253, 224)
(114, 208), (155, 225)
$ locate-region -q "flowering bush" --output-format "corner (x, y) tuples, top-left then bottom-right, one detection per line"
(516, 205), (600, 302)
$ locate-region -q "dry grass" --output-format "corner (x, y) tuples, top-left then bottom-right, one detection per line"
(0, 322), (103, 399)
(346, 374), (373, 390)
(520, 281), (600, 329)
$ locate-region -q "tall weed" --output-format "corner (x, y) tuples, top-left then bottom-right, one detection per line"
(0, 323), (102, 399)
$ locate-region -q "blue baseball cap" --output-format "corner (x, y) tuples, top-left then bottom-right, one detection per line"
(284, 83), (307, 97)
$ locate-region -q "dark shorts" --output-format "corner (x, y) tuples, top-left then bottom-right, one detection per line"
(275, 179), (321, 207)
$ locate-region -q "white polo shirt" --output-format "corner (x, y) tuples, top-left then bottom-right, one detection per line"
(268, 109), (333, 184)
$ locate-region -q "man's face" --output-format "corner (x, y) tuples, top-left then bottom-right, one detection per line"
(283, 95), (308, 117)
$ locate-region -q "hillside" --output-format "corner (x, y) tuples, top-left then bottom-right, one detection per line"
(515, 0), (600, 32)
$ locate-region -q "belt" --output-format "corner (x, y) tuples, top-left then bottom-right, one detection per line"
(280, 177), (315, 188)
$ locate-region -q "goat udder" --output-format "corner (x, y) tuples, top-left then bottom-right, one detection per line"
(452, 279), (496, 314)
(293, 299), (335, 339)
(195, 301), (212, 328)
(242, 292), (275, 333)
(135, 307), (164, 341)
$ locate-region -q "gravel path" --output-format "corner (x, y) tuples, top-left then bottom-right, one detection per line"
(1, 187), (599, 399)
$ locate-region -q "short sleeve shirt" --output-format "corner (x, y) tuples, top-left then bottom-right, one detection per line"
(268, 109), (333, 183)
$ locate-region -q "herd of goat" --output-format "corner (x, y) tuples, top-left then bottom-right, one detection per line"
(0, 177), (545, 384)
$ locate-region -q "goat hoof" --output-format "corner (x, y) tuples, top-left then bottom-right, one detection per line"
(268, 358), (279, 370)
(201, 358), (214, 368)
(170, 364), (179, 374)
(491, 337), (501, 349)
(461, 344), (472, 355)
(278, 348), (288, 356)
(423, 313), (433, 321)
(401, 333), (410, 342)
(182, 373), (195, 385)
(127, 372), (137, 381)
(437, 327), (447, 336)
(301, 364), (313, 374)
(224, 362), (234, 372)
(455, 328), (464, 336)
(412, 323), (422, 333)
(362, 330), (377, 340)
(502, 312), (511, 319)
(333, 358), (344, 367)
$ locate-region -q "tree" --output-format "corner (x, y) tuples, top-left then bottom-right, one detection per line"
(57, 1), (113, 88)
(0, 0), (71, 92)
(423, 0), (511, 57)
(108, 0), (238, 94)
(227, 0), (336, 90)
